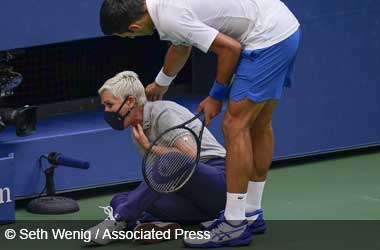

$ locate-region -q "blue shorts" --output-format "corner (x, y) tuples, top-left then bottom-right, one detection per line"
(230, 28), (300, 102)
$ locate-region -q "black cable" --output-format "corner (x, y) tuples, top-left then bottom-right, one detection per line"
(37, 155), (48, 198)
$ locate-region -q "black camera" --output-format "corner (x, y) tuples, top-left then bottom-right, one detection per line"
(0, 51), (37, 136)
(0, 106), (37, 136)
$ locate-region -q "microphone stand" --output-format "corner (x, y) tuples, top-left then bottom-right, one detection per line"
(45, 165), (56, 196)
(26, 157), (86, 215)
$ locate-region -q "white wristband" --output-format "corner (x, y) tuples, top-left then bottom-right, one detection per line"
(155, 68), (176, 87)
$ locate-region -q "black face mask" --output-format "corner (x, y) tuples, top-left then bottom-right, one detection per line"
(104, 97), (131, 131)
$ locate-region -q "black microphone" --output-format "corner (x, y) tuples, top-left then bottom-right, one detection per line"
(47, 152), (90, 169)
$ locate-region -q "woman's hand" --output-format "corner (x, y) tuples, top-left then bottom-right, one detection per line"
(132, 124), (151, 151)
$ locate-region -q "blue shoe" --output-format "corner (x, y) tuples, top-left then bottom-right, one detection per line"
(184, 214), (253, 248)
(200, 209), (267, 235)
(246, 209), (267, 234)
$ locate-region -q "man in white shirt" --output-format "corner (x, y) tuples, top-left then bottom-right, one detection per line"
(99, 0), (300, 247)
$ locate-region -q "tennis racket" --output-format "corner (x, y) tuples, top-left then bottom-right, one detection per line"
(142, 113), (205, 193)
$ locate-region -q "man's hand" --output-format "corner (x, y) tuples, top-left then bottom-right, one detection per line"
(145, 82), (169, 101)
(132, 124), (151, 150)
(197, 96), (223, 126)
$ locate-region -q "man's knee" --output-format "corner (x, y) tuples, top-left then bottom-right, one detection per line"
(251, 101), (277, 133)
(222, 111), (251, 137)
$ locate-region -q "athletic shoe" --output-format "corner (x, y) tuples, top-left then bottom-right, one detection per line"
(87, 206), (127, 245)
(246, 209), (267, 234)
(133, 221), (182, 244)
(183, 214), (252, 248)
(200, 209), (267, 234)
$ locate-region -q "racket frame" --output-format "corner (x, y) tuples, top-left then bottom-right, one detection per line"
(142, 113), (205, 193)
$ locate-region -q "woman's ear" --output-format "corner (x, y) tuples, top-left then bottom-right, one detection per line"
(127, 95), (137, 109)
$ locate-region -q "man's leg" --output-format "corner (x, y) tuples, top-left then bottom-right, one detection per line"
(246, 100), (278, 213)
(184, 99), (267, 248)
(237, 100), (277, 235)
(222, 99), (266, 222)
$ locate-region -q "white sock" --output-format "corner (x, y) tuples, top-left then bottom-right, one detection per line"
(224, 192), (247, 225)
(246, 181), (266, 213)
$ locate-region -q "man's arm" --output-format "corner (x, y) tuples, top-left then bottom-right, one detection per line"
(163, 44), (192, 76)
(209, 33), (242, 86)
(146, 44), (192, 101)
(198, 33), (242, 126)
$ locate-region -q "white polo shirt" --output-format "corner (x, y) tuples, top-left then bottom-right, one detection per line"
(146, 0), (300, 53)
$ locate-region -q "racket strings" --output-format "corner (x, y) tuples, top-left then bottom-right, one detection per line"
(144, 127), (198, 192)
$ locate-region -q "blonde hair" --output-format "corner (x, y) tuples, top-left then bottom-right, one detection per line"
(98, 71), (147, 106)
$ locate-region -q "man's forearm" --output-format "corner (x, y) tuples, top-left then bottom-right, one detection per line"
(162, 44), (192, 76)
(209, 33), (242, 85)
(215, 48), (240, 84)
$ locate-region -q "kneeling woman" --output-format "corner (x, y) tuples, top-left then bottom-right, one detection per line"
(88, 71), (226, 245)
